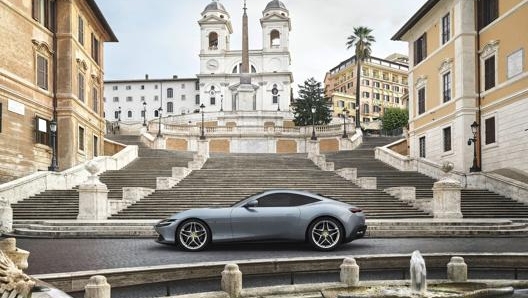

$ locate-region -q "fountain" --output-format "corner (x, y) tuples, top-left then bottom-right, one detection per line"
(322, 251), (514, 298)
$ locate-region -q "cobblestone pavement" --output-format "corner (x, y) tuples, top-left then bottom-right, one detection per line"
(15, 237), (528, 275)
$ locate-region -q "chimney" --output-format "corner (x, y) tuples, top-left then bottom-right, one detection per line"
(145, 74), (149, 80)
(173, 75), (178, 79)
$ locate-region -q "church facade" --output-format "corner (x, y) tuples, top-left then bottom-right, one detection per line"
(197, 0), (293, 113)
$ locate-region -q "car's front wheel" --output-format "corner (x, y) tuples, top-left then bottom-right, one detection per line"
(308, 217), (343, 251)
(176, 219), (211, 251)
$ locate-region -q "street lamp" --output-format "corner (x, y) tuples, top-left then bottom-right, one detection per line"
(156, 107), (163, 138)
(342, 107), (349, 138)
(200, 103), (206, 140)
(48, 119), (58, 171)
(142, 101), (147, 127)
(277, 94), (281, 111)
(310, 107), (317, 140)
(468, 121), (481, 172)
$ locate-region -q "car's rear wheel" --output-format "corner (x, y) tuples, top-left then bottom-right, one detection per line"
(176, 219), (211, 251)
(308, 217), (343, 251)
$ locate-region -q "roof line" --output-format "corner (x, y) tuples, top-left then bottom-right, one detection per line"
(391, 0), (440, 41)
(87, 0), (118, 42)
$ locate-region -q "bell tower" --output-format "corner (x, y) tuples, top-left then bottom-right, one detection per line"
(198, 0), (233, 54)
(261, 0), (290, 52)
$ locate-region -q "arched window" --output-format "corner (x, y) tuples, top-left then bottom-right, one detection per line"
(127, 111), (132, 118)
(154, 110), (159, 117)
(270, 30), (281, 48)
(167, 88), (173, 98)
(167, 102), (174, 113)
(232, 63), (257, 74)
(208, 32), (218, 50)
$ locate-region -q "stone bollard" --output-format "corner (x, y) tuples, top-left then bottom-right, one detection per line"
(0, 197), (13, 233)
(221, 263), (242, 298)
(0, 238), (29, 270)
(197, 139), (210, 159)
(78, 161), (109, 220)
(307, 140), (320, 159)
(340, 257), (359, 286)
(432, 178), (462, 219)
(84, 275), (111, 298)
(447, 256), (467, 282)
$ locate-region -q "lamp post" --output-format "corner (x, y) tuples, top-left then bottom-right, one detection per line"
(200, 103), (206, 140)
(468, 121), (481, 172)
(310, 107), (317, 140)
(277, 94), (281, 111)
(342, 107), (349, 138)
(156, 107), (163, 138)
(48, 119), (58, 171)
(142, 101), (147, 127)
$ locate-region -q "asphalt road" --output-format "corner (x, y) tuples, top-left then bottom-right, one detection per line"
(15, 237), (528, 275)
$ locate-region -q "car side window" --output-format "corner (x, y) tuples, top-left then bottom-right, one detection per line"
(256, 193), (319, 207)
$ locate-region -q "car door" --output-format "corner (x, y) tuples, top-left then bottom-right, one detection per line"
(230, 193), (301, 241)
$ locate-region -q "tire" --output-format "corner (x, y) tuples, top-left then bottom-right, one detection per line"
(307, 217), (343, 251)
(176, 219), (211, 251)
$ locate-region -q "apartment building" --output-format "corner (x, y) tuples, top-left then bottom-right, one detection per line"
(324, 54), (409, 124)
(0, 0), (117, 182)
(104, 76), (200, 125)
(393, 0), (528, 173)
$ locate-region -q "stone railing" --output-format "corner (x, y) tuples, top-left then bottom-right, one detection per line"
(0, 145), (138, 204)
(375, 143), (528, 204)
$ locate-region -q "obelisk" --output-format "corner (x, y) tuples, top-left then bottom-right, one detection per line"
(237, 0), (255, 110)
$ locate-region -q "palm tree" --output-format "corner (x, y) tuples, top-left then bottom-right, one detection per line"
(346, 26), (375, 128)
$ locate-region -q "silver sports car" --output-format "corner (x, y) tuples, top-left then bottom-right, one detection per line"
(154, 189), (367, 251)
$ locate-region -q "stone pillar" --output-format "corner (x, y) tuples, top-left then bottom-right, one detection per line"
(340, 257), (359, 286)
(197, 139), (210, 158)
(221, 263), (242, 298)
(78, 161), (109, 220)
(432, 178), (463, 219)
(336, 168), (358, 182)
(307, 140), (320, 159)
(447, 256), (467, 282)
(0, 238), (29, 270)
(0, 197), (13, 233)
(154, 136), (166, 150)
(84, 275), (111, 298)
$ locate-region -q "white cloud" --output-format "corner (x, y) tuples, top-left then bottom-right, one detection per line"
(96, 0), (424, 88)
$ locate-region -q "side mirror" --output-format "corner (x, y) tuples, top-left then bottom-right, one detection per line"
(244, 200), (258, 208)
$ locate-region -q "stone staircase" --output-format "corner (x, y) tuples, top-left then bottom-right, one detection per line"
(111, 153), (430, 220)
(11, 135), (194, 220)
(326, 136), (528, 219)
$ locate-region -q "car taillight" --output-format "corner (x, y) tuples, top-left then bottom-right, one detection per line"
(349, 208), (362, 213)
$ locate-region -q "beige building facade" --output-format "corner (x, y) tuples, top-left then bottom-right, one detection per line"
(324, 54), (409, 125)
(393, 0), (528, 173)
(0, 0), (116, 183)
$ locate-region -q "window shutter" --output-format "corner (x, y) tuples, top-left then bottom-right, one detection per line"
(422, 33), (427, 61)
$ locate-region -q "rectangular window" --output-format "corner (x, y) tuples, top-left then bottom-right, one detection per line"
(373, 93), (380, 100)
(126, 96), (132, 102)
(167, 88), (173, 98)
(37, 55), (48, 90)
(442, 13), (450, 44)
(78, 16), (84, 45)
(141, 85), (145, 90)
(126, 85), (131, 90)
(91, 33), (99, 64)
(485, 117), (496, 145)
(195, 81), (200, 90)
(195, 94), (200, 105)
(32, 0), (54, 30)
(362, 92), (370, 98)
(93, 135), (98, 157)
(273, 95), (278, 104)
(210, 96), (216, 105)
(181, 84), (185, 89)
(141, 96), (145, 101)
(414, 33), (427, 65)
(154, 85), (158, 89)
(395, 97), (400, 104)
(181, 94), (186, 101)
(113, 86), (118, 91)
(78, 126), (85, 151)
(154, 95), (159, 101)
(443, 127), (452, 152)
(114, 111), (119, 119)
(418, 87), (426, 115)
(484, 56), (496, 90)
(78, 73), (85, 102)
(443, 72), (451, 102)
(374, 82), (380, 88)
(392, 86), (400, 92)
(113, 97), (119, 102)
(383, 95), (390, 101)
(478, 0), (498, 30)
(92, 87), (98, 113)
(35, 116), (50, 146)
(362, 79), (370, 86)
(383, 84), (390, 90)
(419, 136), (426, 158)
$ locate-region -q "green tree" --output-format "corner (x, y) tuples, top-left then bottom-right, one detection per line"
(346, 26), (376, 128)
(292, 78), (332, 126)
(380, 108), (409, 131)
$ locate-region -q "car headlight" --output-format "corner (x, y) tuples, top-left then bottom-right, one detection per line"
(155, 218), (177, 227)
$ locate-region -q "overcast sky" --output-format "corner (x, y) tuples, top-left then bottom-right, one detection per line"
(94, 0), (425, 86)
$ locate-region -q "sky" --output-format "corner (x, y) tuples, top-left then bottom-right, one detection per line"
(94, 0), (425, 87)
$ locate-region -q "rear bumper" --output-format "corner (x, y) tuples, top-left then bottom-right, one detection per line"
(346, 224), (367, 242)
